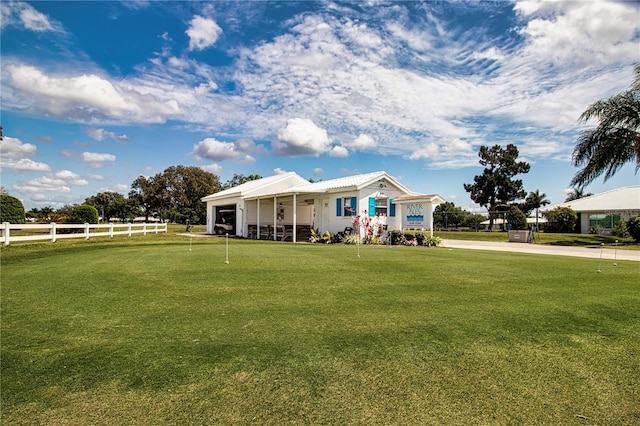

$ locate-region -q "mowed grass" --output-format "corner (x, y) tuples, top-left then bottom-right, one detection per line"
(1, 236), (639, 425)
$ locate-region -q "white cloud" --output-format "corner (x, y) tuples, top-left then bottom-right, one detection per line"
(14, 170), (88, 194)
(273, 167), (288, 175)
(4, 64), (180, 124)
(186, 15), (223, 51)
(112, 183), (129, 192)
(514, 0), (639, 69)
(0, 136), (50, 171)
(81, 152), (116, 169)
(201, 163), (222, 174)
(274, 118), (331, 156)
(313, 168), (323, 177)
(1, 1), (63, 32)
(190, 137), (265, 162)
(84, 128), (129, 142)
(350, 134), (377, 150)
(329, 145), (349, 157)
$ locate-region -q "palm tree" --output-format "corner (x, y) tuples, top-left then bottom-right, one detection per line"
(570, 63), (640, 188)
(525, 190), (550, 231)
(564, 187), (593, 202)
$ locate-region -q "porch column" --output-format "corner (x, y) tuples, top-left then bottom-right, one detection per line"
(293, 193), (297, 243)
(257, 199), (260, 239)
(273, 196), (277, 241)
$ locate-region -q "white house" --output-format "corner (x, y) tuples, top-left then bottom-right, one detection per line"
(543, 186), (640, 234)
(201, 171), (445, 242)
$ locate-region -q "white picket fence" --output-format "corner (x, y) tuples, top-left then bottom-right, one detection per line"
(0, 222), (167, 246)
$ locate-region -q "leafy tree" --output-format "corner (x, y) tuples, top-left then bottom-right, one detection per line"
(627, 216), (640, 242)
(152, 166), (221, 224)
(0, 194), (25, 223)
(506, 205), (527, 230)
(571, 63), (640, 187)
(85, 192), (124, 222)
(129, 176), (155, 221)
(66, 204), (99, 224)
(544, 206), (577, 233)
(110, 197), (137, 222)
(564, 187), (593, 202)
(461, 212), (486, 231)
(463, 144), (530, 229)
(433, 202), (464, 229)
(223, 174), (262, 189)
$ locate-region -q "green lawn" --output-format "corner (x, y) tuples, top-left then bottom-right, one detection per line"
(1, 235), (639, 425)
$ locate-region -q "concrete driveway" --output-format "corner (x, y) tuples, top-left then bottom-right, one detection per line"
(441, 239), (640, 262)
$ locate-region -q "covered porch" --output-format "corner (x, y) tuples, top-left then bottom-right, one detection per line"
(243, 193), (315, 242)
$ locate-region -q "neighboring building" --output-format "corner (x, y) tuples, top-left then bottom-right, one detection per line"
(201, 171), (445, 242)
(543, 186), (640, 234)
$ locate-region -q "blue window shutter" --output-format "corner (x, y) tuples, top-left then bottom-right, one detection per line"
(368, 197), (376, 216)
(351, 196), (357, 216)
(390, 198), (396, 217)
(336, 198), (342, 216)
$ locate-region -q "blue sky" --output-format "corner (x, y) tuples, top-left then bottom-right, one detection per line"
(1, 0), (639, 212)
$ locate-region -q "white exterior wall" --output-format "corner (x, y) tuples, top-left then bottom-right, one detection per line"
(323, 187), (404, 236)
(206, 197), (243, 235)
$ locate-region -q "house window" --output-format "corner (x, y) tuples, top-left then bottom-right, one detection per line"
(337, 197), (357, 216)
(589, 213), (620, 228)
(375, 198), (387, 216)
(344, 197), (356, 216)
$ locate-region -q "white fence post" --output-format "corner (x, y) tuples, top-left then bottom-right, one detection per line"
(109, 223), (114, 239)
(85, 223), (90, 240)
(51, 222), (57, 243)
(127, 223), (132, 237)
(143, 223), (147, 236)
(2, 222), (9, 246)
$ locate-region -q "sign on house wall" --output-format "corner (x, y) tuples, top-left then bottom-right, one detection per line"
(405, 203), (425, 226)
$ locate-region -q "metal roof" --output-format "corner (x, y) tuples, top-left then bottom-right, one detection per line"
(201, 172), (308, 201)
(544, 186), (640, 212)
(288, 171), (408, 193)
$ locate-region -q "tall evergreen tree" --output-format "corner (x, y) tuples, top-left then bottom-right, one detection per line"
(463, 144), (530, 230)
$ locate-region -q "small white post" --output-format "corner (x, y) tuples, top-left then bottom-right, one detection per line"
(613, 240), (618, 266)
(109, 223), (114, 239)
(597, 243), (604, 273)
(127, 223), (132, 237)
(143, 223), (147, 236)
(189, 232), (193, 252)
(51, 222), (57, 243)
(2, 222), (10, 247)
(225, 233), (229, 264)
(85, 223), (90, 240)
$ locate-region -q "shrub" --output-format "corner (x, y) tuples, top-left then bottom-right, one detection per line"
(388, 230), (404, 245)
(0, 194), (25, 224)
(423, 236), (442, 247)
(506, 205), (527, 230)
(544, 206), (577, 233)
(342, 234), (360, 245)
(414, 232), (426, 246)
(628, 216), (640, 242)
(612, 220), (630, 238)
(66, 204), (99, 224)
(589, 225), (604, 235)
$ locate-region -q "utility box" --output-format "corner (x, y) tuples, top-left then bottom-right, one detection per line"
(508, 230), (531, 243)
